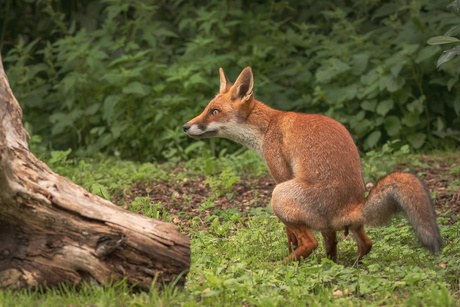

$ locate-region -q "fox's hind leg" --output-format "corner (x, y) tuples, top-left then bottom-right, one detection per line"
(351, 225), (372, 259)
(272, 180), (321, 262)
(321, 230), (338, 261)
(286, 227), (298, 254)
(283, 223), (318, 262)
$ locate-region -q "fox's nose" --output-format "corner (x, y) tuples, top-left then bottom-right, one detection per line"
(182, 124), (190, 132)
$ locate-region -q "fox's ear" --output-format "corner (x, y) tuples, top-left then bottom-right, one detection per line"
(219, 68), (232, 93)
(231, 67), (253, 102)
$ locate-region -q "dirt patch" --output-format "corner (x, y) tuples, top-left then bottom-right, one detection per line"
(114, 156), (460, 230)
(116, 171), (275, 232)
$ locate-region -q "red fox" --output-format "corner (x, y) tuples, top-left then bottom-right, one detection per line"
(183, 67), (442, 262)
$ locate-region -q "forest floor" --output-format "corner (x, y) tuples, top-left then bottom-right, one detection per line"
(115, 155), (460, 232)
(8, 151), (459, 306)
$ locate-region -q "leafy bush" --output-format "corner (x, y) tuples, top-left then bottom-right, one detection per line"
(3, 0), (460, 161)
(362, 139), (410, 183)
(428, 0), (460, 67)
(204, 169), (241, 199)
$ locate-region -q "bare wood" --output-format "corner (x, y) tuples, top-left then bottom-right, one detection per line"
(0, 55), (190, 290)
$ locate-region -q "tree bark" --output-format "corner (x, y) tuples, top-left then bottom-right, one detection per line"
(0, 56), (190, 290)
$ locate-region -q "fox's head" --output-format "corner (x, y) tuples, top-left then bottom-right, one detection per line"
(182, 67), (256, 142)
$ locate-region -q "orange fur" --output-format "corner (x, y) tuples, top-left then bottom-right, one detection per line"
(183, 67), (442, 262)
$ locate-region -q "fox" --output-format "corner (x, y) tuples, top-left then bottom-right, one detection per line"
(183, 66), (442, 262)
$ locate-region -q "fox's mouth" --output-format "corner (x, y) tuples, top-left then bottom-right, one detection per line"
(183, 122), (220, 138)
(187, 130), (218, 138)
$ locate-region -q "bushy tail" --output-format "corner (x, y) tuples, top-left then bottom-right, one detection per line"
(361, 172), (442, 254)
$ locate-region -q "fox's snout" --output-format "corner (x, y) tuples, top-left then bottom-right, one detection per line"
(182, 118), (220, 139)
(182, 124), (190, 133)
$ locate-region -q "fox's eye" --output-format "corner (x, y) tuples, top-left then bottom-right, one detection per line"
(210, 109), (220, 116)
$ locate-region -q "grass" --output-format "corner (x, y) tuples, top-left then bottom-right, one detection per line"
(185, 212), (460, 306)
(1, 147), (459, 306)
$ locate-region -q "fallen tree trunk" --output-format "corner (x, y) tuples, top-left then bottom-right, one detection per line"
(0, 55), (190, 290)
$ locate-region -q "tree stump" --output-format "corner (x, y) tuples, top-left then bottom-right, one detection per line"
(0, 55), (190, 290)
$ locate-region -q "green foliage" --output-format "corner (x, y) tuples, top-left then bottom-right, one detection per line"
(362, 139), (411, 183)
(204, 170), (240, 199)
(428, 0), (460, 67)
(42, 151), (168, 202)
(0, 277), (183, 306)
(3, 0), (460, 161)
(184, 149), (267, 178)
(447, 164), (460, 192)
(129, 196), (169, 221)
